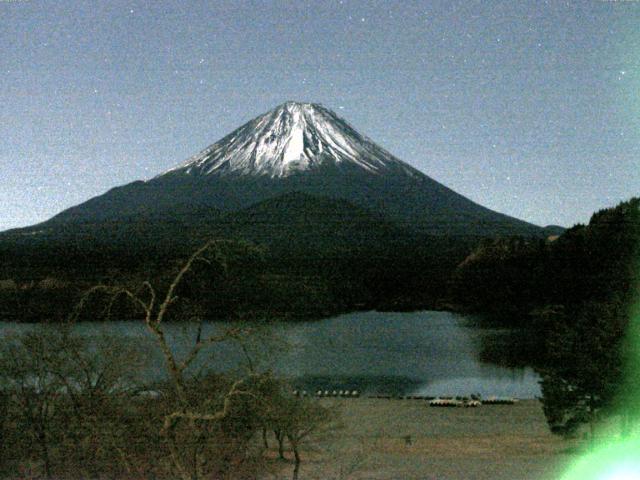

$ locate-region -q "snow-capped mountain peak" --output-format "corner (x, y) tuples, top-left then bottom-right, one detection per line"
(159, 101), (417, 178)
(22, 101), (542, 238)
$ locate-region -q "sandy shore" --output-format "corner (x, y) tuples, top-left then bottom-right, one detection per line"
(270, 398), (578, 480)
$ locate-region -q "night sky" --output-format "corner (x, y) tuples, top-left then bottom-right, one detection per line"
(1, 0), (638, 231)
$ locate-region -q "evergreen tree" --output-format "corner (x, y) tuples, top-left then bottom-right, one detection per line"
(537, 300), (627, 438)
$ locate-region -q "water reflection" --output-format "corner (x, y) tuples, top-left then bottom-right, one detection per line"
(0, 311), (541, 397)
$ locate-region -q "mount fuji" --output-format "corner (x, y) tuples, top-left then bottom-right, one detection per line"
(161, 101), (420, 178)
(9, 102), (542, 239)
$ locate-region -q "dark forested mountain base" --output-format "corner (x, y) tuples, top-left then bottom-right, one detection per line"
(451, 197), (640, 321)
(0, 193), (481, 322)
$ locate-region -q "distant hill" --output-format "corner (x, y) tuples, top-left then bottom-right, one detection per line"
(220, 192), (408, 254)
(450, 197), (640, 321)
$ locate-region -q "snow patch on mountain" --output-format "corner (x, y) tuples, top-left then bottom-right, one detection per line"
(158, 102), (419, 179)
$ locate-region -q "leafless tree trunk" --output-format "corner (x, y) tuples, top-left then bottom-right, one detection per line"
(620, 406), (631, 438)
(290, 438), (301, 480)
(0, 393), (6, 472)
(36, 429), (52, 479)
(275, 429), (286, 459)
(72, 239), (260, 480)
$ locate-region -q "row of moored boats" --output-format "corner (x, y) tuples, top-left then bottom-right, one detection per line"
(292, 390), (518, 405)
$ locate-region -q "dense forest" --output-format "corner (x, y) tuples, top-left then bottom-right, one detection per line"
(0, 198), (480, 322)
(451, 197), (640, 321)
(452, 198), (640, 436)
(0, 197), (637, 329)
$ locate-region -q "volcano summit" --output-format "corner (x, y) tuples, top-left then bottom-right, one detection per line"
(161, 101), (419, 179)
(12, 101), (541, 237)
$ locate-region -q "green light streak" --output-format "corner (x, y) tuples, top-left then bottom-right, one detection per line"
(559, 438), (640, 480)
(558, 240), (640, 479)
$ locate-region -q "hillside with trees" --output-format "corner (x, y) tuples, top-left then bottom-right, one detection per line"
(451, 198), (639, 321)
(0, 193), (479, 322)
(452, 198), (640, 437)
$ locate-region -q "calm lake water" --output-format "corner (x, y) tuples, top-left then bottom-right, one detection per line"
(0, 311), (541, 398)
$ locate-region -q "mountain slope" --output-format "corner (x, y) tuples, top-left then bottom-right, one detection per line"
(8, 101), (541, 237)
(222, 191), (409, 254)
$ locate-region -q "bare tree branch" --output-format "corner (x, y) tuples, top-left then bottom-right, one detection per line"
(69, 239), (271, 480)
(156, 239), (221, 326)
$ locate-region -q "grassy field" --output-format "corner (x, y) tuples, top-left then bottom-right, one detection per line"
(270, 398), (579, 480)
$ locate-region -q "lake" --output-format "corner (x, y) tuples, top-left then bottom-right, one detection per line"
(0, 311), (541, 398)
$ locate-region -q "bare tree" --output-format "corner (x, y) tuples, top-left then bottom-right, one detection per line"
(261, 386), (331, 480)
(321, 434), (378, 480)
(287, 400), (331, 480)
(0, 239), (336, 479)
(72, 239), (268, 480)
(0, 327), (151, 479)
(0, 330), (66, 479)
(55, 333), (148, 477)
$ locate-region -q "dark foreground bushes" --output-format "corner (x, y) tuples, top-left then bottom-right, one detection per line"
(0, 328), (331, 480)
